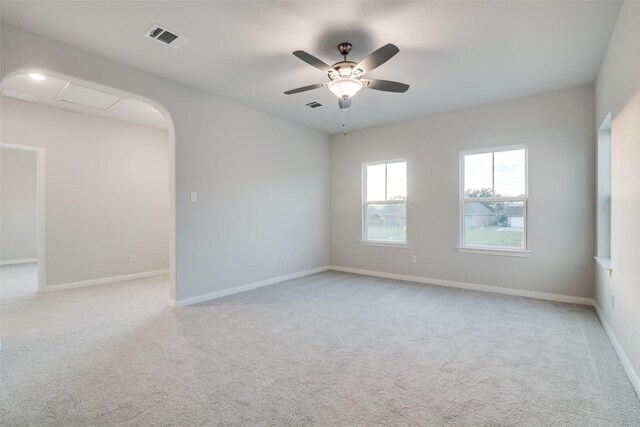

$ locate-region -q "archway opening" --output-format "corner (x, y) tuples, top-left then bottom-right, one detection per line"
(0, 70), (176, 301)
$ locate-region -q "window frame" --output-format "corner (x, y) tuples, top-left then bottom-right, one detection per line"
(595, 112), (612, 275)
(361, 159), (408, 247)
(458, 145), (529, 254)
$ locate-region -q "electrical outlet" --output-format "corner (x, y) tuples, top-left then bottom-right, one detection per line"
(411, 255), (417, 264)
(190, 191), (198, 202)
(272, 256), (278, 266)
(286, 255), (291, 264)
(130, 254), (137, 263)
(612, 294), (615, 309)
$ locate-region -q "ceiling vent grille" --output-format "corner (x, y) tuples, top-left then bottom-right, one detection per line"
(306, 101), (323, 108)
(145, 25), (188, 49)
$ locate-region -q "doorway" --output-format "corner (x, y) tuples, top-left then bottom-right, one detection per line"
(0, 143), (46, 297)
(1, 69), (175, 302)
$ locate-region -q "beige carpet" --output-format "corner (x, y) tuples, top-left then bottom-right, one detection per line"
(1, 271), (639, 426)
(0, 262), (38, 298)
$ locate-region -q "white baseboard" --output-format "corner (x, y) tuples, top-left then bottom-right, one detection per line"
(0, 258), (37, 266)
(47, 269), (169, 292)
(170, 264), (593, 308)
(328, 265), (595, 306)
(169, 266), (331, 307)
(594, 303), (640, 400)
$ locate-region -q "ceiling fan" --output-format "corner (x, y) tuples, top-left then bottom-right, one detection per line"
(284, 42), (409, 109)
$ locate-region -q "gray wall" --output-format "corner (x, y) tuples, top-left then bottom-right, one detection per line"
(1, 98), (170, 286)
(594, 1), (640, 391)
(0, 24), (331, 300)
(0, 148), (37, 262)
(331, 85), (595, 299)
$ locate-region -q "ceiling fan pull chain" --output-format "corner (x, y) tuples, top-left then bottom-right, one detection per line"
(342, 106), (348, 135)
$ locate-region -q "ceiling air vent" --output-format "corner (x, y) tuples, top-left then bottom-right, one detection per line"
(306, 101), (322, 109)
(145, 25), (188, 49)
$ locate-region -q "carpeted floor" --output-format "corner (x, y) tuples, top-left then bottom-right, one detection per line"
(1, 271), (639, 426)
(0, 262), (38, 298)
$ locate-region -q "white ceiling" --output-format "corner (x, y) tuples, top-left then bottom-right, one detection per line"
(0, 74), (167, 129)
(1, 1), (622, 135)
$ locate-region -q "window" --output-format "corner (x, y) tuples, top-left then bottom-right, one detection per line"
(362, 160), (407, 244)
(595, 113), (612, 275)
(460, 146), (527, 251)
(596, 114), (611, 259)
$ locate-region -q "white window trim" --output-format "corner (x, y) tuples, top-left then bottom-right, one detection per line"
(459, 145), (529, 254)
(596, 112), (612, 260)
(360, 241), (409, 249)
(594, 256), (613, 276)
(456, 247), (532, 257)
(361, 159), (408, 246)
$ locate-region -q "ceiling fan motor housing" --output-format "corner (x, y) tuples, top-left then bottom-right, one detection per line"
(331, 42), (359, 79)
(329, 61), (358, 80)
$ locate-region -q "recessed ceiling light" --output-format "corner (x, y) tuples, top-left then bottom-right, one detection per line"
(28, 73), (47, 81)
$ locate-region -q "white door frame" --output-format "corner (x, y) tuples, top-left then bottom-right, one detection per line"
(1, 142), (46, 292)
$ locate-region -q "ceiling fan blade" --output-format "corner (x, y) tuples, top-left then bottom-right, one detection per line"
(364, 79), (409, 93)
(338, 98), (352, 109)
(354, 43), (399, 75)
(284, 83), (325, 95)
(293, 50), (333, 73)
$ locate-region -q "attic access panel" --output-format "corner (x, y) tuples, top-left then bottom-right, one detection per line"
(58, 84), (122, 110)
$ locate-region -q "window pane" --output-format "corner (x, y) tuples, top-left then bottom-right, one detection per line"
(366, 164), (385, 201)
(366, 203), (406, 242)
(463, 201), (524, 249)
(464, 153), (493, 197)
(386, 162), (406, 201)
(494, 149), (525, 197)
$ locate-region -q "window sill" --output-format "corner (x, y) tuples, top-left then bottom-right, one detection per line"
(594, 256), (613, 276)
(360, 241), (408, 249)
(456, 247), (532, 258)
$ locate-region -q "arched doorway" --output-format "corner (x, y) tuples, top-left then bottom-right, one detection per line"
(0, 70), (176, 301)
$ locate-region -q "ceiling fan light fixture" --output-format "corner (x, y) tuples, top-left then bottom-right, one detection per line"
(328, 77), (363, 99)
